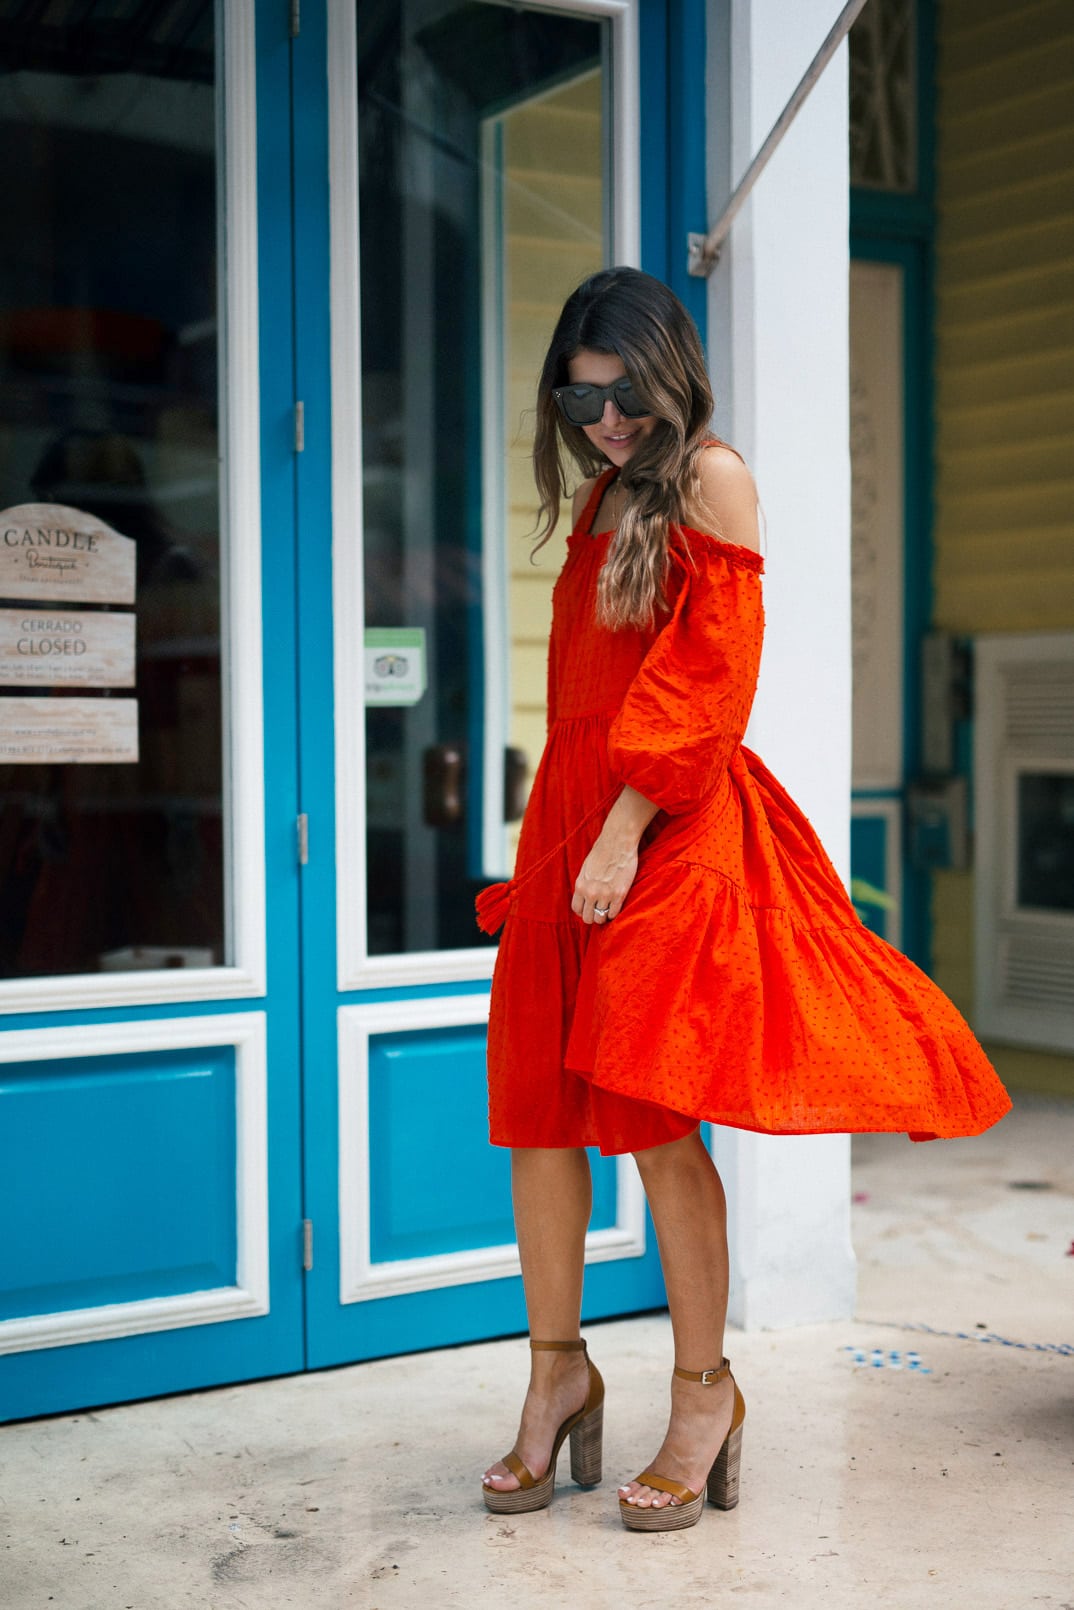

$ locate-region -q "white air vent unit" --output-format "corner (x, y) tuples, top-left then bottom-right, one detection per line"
(975, 633), (1074, 1053)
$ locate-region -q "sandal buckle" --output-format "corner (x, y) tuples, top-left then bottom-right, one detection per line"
(699, 1368), (720, 1385)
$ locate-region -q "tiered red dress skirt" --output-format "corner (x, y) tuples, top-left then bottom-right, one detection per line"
(479, 470), (1011, 1155)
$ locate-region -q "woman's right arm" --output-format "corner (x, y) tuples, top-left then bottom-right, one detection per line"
(607, 545), (764, 815)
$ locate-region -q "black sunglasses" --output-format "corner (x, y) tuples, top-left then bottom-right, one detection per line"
(552, 377), (652, 426)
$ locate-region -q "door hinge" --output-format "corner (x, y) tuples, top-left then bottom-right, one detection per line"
(302, 1218), (314, 1272)
(294, 399), (305, 453)
(297, 812), (309, 865)
(290, 1), (300, 39)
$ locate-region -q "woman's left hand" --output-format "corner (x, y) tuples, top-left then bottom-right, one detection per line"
(571, 834), (638, 925)
(571, 786), (658, 925)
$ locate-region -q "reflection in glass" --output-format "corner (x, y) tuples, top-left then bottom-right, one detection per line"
(489, 69), (606, 877)
(0, 15), (223, 978)
(358, 0), (604, 956)
(1017, 772), (1074, 914)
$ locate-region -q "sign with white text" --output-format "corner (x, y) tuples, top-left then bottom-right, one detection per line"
(0, 697), (139, 763)
(0, 503), (136, 604)
(0, 609), (135, 687)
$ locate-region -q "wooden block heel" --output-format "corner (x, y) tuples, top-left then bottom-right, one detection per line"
(707, 1406), (744, 1509)
(482, 1339), (605, 1514)
(620, 1358), (745, 1533)
(569, 1395), (603, 1487)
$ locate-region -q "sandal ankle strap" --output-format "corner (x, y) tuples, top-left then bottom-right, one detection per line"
(530, 1338), (587, 1352)
(674, 1356), (730, 1385)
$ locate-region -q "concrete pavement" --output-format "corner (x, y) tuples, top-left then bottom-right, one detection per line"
(3, 1094), (1071, 1610)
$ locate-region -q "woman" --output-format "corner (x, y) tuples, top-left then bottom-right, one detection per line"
(476, 268), (1010, 1533)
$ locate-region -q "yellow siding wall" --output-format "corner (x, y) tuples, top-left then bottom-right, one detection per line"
(500, 72), (604, 860)
(933, 0), (1074, 632)
(932, 0), (1074, 1091)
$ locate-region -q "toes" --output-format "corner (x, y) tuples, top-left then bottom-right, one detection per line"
(618, 1483), (680, 1509)
(483, 1463), (519, 1492)
(634, 1484), (657, 1508)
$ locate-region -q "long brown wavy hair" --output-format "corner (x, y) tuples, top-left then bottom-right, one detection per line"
(533, 267), (718, 629)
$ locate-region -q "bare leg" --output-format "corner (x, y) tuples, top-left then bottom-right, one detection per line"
(482, 1146), (593, 1492)
(619, 1129), (735, 1510)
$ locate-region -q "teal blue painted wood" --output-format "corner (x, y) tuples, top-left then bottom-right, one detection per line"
(286, 0), (341, 1376)
(368, 1027), (515, 1264)
(850, 0), (935, 971)
(640, 0), (669, 274)
(850, 816), (893, 943)
(0, 1048), (237, 1320)
(366, 1030), (620, 1267)
(589, 1151), (618, 1233)
(640, 0), (707, 343)
(664, 0), (708, 337)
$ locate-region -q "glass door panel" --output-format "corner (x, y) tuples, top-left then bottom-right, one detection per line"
(0, 14), (226, 978)
(357, 0), (606, 957)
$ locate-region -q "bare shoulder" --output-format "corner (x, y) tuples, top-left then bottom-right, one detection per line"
(689, 443), (761, 553)
(571, 477), (598, 528)
(698, 441), (756, 500)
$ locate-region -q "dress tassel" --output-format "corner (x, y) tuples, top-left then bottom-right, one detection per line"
(475, 786), (620, 939)
(475, 880), (513, 935)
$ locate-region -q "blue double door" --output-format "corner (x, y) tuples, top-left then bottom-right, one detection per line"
(0, 0), (701, 1422)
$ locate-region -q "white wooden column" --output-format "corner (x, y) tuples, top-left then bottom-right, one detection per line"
(706, 0), (857, 1328)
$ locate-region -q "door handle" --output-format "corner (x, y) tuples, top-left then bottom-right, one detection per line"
(421, 744), (529, 828)
(503, 746), (528, 823)
(423, 744), (464, 827)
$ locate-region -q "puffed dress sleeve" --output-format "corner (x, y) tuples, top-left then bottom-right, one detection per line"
(606, 534), (765, 814)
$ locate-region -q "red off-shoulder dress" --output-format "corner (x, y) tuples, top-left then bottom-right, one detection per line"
(478, 468), (1011, 1155)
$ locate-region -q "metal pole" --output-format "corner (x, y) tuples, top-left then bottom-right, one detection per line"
(687, 0), (871, 277)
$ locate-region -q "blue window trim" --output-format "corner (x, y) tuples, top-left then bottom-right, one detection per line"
(641, 0), (707, 343)
(849, 0), (936, 970)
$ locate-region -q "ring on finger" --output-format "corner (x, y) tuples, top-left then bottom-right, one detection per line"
(594, 904), (611, 918)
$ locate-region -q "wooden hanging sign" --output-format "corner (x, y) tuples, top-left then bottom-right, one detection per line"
(0, 608), (135, 687)
(0, 697), (138, 764)
(0, 503), (136, 604)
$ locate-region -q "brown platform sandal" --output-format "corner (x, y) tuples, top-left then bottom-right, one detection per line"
(619, 1357), (745, 1533)
(482, 1339), (605, 1514)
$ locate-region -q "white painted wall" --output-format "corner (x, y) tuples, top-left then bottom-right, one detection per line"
(706, 0), (857, 1328)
